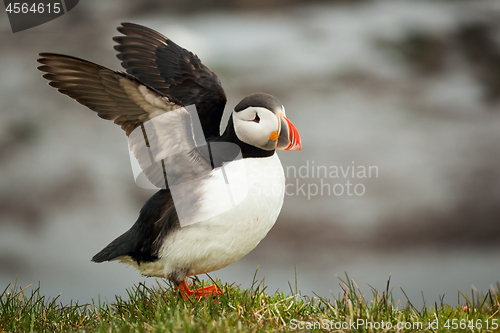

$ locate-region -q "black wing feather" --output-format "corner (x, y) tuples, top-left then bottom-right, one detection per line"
(37, 53), (183, 136)
(114, 22), (227, 139)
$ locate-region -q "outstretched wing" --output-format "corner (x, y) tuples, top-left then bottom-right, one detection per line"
(37, 53), (183, 136)
(113, 22), (227, 139)
(37, 53), (212, 191)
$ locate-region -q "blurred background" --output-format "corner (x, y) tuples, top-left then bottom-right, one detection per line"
(1, 0), (499, 308)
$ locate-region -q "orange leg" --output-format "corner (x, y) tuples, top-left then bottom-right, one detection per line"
(176, 279), (222, 299)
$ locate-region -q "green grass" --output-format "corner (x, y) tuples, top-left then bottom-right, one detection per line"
(1, 274), (499, 332)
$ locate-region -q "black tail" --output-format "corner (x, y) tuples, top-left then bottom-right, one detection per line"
(91, 226), (160, 264)
(91, 232), (135, 263)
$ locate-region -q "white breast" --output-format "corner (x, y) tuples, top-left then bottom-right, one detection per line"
(136, 153), (285, 278)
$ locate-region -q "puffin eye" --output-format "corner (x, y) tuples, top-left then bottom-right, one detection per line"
(253, 114), (260, 123)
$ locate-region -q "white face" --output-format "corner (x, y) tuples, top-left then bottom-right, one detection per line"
(233, 106), (280, 151)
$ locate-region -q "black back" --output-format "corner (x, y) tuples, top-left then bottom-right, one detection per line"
(92, 189), (180, 264)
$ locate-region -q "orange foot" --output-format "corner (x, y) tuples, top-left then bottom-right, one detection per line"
(176, 279), (222, 299)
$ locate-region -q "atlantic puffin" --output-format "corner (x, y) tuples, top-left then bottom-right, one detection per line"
(37, 22), (301, 298)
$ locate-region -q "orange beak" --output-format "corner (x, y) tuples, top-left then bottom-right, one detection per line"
(276, 112), (301, 151)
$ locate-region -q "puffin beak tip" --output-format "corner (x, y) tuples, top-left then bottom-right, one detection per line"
(277, 114), (301, 151)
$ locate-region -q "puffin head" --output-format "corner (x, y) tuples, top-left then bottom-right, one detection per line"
(232, 93), (301, 152)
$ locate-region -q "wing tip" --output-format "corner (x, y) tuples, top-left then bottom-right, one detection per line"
(120, 22), (135, 28)
(37, 53), (57, 65)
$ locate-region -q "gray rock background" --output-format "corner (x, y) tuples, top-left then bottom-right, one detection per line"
(1, 0), (499, 307)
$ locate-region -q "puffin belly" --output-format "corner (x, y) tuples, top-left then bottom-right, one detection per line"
(146, 154), (285, 278)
